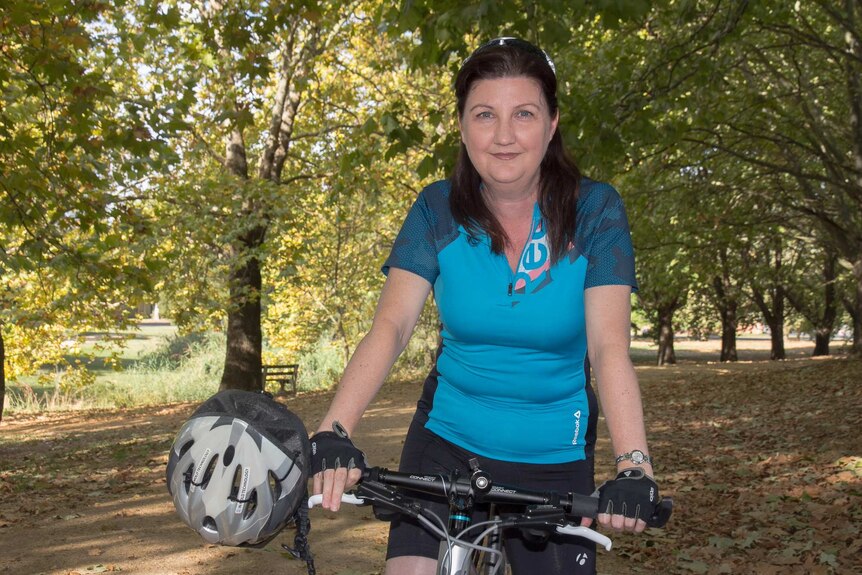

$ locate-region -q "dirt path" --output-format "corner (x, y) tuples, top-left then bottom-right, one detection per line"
(1, 344), (860, 575)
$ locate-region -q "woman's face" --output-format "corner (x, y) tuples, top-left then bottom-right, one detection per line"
(459, 76), (558, 196)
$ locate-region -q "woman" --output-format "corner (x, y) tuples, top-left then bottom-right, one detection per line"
(311, 37), (660, 575)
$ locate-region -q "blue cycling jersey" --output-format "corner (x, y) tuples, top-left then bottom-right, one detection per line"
(383, 178), (637, 463)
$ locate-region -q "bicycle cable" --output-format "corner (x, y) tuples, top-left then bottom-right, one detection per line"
(468, 523), (506, 575)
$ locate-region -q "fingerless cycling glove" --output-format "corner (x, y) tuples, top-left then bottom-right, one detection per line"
(310, 422), (367, 475)
(597, 467), (659, 522)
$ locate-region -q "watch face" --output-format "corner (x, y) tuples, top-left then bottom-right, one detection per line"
(631, 450), (645, 464)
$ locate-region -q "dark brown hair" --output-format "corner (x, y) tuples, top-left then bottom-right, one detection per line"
(450, 38), (581, 263)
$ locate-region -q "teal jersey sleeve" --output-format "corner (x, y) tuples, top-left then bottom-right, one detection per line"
(578, 180), (638, 291)
(382, 181), (458, 284)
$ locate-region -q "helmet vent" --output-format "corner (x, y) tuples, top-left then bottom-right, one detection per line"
(200, 454), (219, 489)
(178, 439), (194, 459)
(223, 445), (235, 466)
(202, 516), (218, 533)
(243, 489), (258, 519)
(268, 471), (282, 500)
(182, 463), (195, 492)
(230, 465), (243, 500)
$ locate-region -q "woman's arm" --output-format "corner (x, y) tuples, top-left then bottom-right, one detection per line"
(313, 267), (432, 510)
(584, 284), (654, 532)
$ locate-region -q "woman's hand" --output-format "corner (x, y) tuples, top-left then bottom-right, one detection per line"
(310, 423), (366, 511)
(589, 467), (659, 533)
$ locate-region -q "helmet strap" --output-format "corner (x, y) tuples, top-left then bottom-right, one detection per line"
(282, 490), (316, 575)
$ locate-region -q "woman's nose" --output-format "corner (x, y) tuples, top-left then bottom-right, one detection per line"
(494, 118), (515, 145)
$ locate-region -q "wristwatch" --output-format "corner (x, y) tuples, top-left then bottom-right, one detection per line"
(615, 450), (653, 466)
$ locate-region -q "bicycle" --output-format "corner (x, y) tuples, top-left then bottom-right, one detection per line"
(307, 458), (673, 575)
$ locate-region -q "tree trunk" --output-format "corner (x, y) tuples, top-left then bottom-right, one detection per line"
(813, 332), (830, 356)
(813, 253), (837, 356)
(219, 120), (264, 391)
(748, 244), (786, 360)
(713, 275), (738, 362)
(0, 326), (5, 423)
(766, 285), (786, 360)
(768, 295), (785, 360)
(336, 313), (351, 367)
(853, 257), (862, 354)
(656, 302), (677, 366)
(719, 305), (738, 362)
(220, 230), (265, 391)
(786, 250), (838, 357)
(844, 0), (862, 355)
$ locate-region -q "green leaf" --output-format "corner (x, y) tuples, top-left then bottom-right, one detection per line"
(416, 154), (437, 179)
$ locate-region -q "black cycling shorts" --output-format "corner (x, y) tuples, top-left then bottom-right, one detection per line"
(386, 417), (597, 575)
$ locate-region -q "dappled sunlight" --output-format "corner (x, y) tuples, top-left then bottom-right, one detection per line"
(2, 404), (195, 440)
(364, 404), (415, 417)
(2, 360), (861, 574)
(629, 337), (820, 366)
(666, 415), (754, 431)
(630, 356), (862, 573)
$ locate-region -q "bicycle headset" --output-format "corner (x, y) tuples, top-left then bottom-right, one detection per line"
(166, 389), (311, 547)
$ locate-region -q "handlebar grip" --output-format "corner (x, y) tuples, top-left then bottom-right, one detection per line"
(646, 497), (673, 528)
(568, 494), (600, 519)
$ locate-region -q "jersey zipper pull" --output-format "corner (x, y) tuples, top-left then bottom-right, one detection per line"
(507, 282), (513, 296)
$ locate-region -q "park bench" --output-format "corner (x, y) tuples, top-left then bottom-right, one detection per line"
(262, 363), (299, 396)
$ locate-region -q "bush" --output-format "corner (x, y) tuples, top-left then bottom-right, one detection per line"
(294, 335), (344, 392)
(86, 332), (225, 407)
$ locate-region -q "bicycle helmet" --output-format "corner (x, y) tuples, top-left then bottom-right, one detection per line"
(166, 389), (311, 547)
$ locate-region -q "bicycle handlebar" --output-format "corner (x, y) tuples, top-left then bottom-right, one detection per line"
(308, 465), (673, 530)
(307, 491), (615, 552)
(366, 467), (672, 528)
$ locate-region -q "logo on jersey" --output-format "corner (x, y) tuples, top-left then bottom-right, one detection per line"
(571, 410), (582, 445)
(513, 220), (552, 294)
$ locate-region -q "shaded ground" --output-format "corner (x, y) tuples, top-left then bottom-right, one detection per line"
(1, 340), (860, 575)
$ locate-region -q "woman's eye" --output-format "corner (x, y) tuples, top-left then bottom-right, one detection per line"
(477, 111), (493, 119)
(516, 110), (534, 118)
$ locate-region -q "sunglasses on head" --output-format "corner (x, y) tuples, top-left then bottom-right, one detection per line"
(465, 37), (556, 76)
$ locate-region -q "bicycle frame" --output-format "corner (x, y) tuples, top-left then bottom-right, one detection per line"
(434, 460), (497, 575)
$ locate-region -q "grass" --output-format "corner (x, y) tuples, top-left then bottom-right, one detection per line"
(86, 331), (226, 407)
(6, 323), (836, 415)
(5, 322), (223, 412)
(6, 322), (352, 412)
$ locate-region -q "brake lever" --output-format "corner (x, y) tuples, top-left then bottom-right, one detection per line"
(556, 524), (613, 551)
(307, 493), (366, 508)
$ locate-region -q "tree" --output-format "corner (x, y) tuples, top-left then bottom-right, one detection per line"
(0, 0), (171, 418)
(113, 0), (459, 390)
(624, 167), (692, 366)
(668, 1), (862, 352)
(253, 14), (465, 381)
(742, 235), (787, 360)
(785, 240), (840, 356)
(119, 1), (371, 391)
